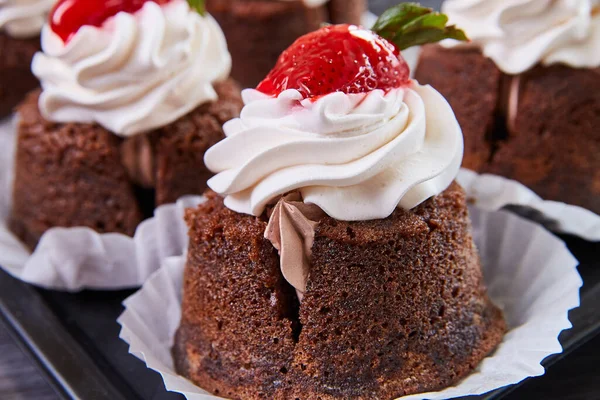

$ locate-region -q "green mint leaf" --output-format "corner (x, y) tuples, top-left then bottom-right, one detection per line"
(188, 0), (206, 16)
(372, 3), (430, 36)
(372, 2), (468, 50)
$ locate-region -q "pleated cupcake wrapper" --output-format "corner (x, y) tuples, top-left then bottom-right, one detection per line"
(457, 170), (600, 241)
(117, 206), (582, 400)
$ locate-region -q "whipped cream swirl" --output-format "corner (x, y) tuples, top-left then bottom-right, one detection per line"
(205, 82), (463, 221)
(0, 0), (54, 38)
(443, 0), (600, 74)
(33, 0), (231, 136)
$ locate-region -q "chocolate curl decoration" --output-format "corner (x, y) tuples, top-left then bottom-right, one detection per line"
(265, 193), (324, 302)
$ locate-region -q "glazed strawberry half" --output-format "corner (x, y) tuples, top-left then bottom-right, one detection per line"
(257, 3), (468, 99)
(50, 0), (206, 43)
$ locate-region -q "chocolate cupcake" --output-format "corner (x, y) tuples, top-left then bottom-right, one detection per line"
(0, 0), (54, 117)
(174, 7), (505, 399)
(206, 0), (366, 88)
(415, 0), (600, 213)
(10, 0), (242, 249)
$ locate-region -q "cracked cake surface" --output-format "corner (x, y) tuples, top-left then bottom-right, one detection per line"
(173, 12), (504, 399)
(173, 184), (506, 400)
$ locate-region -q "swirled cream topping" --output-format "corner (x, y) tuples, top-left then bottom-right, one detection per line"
(443, 0), (600, 74)
(32, 0), (231, 136)
(205, 82), (463, 221)
(0, 0), (54, 38)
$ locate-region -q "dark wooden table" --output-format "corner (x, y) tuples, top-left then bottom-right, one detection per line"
(0, 321), (56, 399)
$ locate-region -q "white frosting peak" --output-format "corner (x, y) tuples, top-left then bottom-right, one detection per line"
(443, 0), (600, 74)
(205, 83), (463, 221)
(0, 0), (54, 38)
(32, 0), (231, 136)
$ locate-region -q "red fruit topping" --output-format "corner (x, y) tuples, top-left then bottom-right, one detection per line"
(50, 0), (171, 43)
(257, 24), (410, 99)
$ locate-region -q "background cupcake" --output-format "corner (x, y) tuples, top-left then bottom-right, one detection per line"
(415, 0), (600, 214)
(10, 0), (242, 249)
(206, 0), (366, 88)
(0, 0), (54, 117)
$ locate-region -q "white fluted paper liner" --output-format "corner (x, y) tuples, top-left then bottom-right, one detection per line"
(0, 196), (206, 290)
(117, 207), (582, 400)
(457, 169), (600, 241)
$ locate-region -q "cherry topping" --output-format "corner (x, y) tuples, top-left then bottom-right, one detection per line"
(50, 0), (171, 43)
(257, 24), (410, 99)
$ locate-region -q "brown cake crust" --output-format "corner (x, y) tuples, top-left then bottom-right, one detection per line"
(10, 80), (242, 249)
(0, 32), (40, 118)
(10, 91), (142, 249)
(152, 80), (243, 205)
(414, 45), (502, 171)
(207, 0), (325, 88)
(174, 184), (506, 399)
(174, 191), (300, 399)
(415, 45), (600, 213)
(207, 0), (365, 88)
(487, 65), (600, 212)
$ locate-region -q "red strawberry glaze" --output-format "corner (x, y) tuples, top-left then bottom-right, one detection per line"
(256, 24), (411, 100)
(50, 0), (172, 43)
